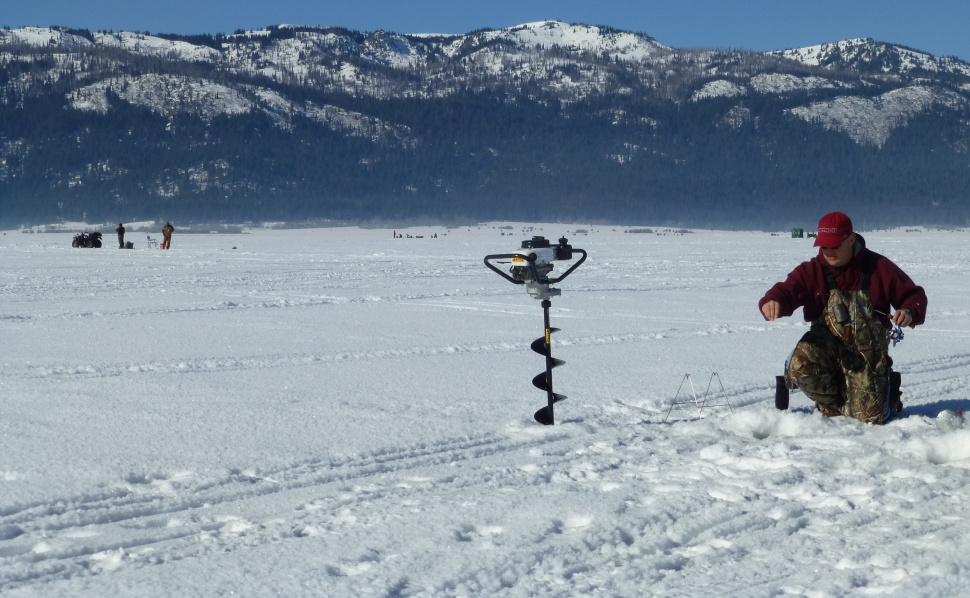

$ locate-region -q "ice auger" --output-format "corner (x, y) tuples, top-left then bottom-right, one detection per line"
(484, 236), (587, 425)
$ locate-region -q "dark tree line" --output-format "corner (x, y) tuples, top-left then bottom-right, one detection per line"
(3, 87), (969, 229)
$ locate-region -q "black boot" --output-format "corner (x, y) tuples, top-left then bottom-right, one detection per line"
(775, 375), (789, 410)
(890, 371), (903, 414)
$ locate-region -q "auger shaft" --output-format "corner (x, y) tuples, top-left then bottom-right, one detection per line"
(532, 299), (566, 425)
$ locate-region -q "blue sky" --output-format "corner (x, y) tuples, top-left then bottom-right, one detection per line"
(6, 0), (970, 61)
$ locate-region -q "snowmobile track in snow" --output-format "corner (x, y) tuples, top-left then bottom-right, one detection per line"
(0, 429), (572, 590)
(12, 325), (845, 382)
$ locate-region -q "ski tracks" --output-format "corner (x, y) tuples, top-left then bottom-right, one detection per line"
(12, 326), (797, 382)
(0, 429), (572, 591)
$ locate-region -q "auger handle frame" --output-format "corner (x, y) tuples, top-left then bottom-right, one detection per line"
(548, 249), (587, 284)
(483, 249), (587, 286)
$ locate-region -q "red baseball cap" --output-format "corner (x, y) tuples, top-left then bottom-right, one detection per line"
(813, 212), (853, 247)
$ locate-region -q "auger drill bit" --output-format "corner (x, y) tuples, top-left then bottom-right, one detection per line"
(531, 299), (566, 425)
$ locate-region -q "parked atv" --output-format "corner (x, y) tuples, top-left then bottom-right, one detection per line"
(71, 231), (103, 248)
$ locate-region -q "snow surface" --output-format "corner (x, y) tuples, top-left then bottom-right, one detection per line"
(448, 21), (667, 63)
(788, 85), (969, 147)
(0, 28), (219, 63)
(749, 73), (847, 95)
(69, 75), (252, 118)
(93, 32), (221, 63)
(0, 27), (92, 49)
(775, 39), (970, 78)
(690, 80), (747, 102)
(2, 225), (970, 597)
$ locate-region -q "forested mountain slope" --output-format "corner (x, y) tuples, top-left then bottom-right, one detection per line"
(2, 21), (969, 227)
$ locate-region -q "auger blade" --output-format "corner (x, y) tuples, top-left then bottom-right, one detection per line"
(530, 328), (561, 356)
(534, 406), (554, 425)
(532, 372), (547, 390)
(532, 368), (566, 390)
(531, 372), (567, 396)
(534, 396), (566, 423)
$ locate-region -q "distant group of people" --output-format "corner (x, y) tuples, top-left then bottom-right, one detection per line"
(115, 222), (175, 249)
(393, 231), (437, 239)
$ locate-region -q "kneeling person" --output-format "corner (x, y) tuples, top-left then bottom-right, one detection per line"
(759, 212), (926, 424)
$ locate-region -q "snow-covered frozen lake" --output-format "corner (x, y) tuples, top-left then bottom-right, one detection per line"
(2, 224), (970, 597)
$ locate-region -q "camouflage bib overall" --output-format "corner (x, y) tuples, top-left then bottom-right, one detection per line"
(786, 266), (895, 424)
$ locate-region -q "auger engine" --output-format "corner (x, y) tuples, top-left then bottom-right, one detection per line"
(484, 236), (587, 425)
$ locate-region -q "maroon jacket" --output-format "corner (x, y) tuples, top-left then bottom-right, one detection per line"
(759, 234), (927, 328)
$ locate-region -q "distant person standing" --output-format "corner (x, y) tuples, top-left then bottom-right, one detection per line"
(162, 222), (174, 249)
(116, 223), (126, 248)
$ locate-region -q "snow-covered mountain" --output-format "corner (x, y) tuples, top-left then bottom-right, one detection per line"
(772, 37), (970, 77)
(4, 22), (969, 140)
(2, 22), (969, 226)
